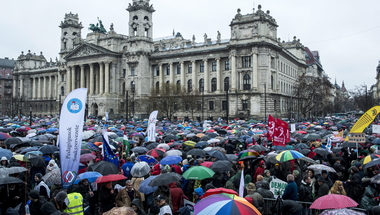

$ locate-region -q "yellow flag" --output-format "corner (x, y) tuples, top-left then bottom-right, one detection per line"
(344, 106), (380, 142)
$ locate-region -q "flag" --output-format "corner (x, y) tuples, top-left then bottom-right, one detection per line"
(273, 118), (289, 147)
(277, 118), (290, 142)
(123, 129), (130, 157)
(102, 128), (119, 168)
(147, 111), (158, 142)
(105, 112), (109, 121)
(267, 114), (275, 141)
(326, 138), (332, 153)
(239, 169), (244, 197)
(59, 88), (87, 189)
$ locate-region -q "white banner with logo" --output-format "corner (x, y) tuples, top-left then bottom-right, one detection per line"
(269, 178), (287, 198)
(147, 111), (158, 142)
(59, 88), (87, 189)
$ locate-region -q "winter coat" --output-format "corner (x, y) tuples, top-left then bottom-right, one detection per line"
(360, 187), (377, 211)
(30, 197), (47, 215)
(333, 162), (345, 179)
(282, 181), (298, 201)
(253, 161), (265, 182)
(270, 167), (285, 181)
(122, 161), (134, 178)
(257, 182), (274, 199)
(245, 190), (264, 213)
(153, 185), (173, 211)
(298, 180), (313, 202)
(132, 177), (145, 202)
(282, 200), (303, 215)
(169, 182), (184, 213)
(315, 182), (329, 199)
(131, 198), (146, 215)
(115, 188), (141, 208)
(348, 172), (362, 202)
(99, 185), (116, 212)
(41, 202), (61, 215)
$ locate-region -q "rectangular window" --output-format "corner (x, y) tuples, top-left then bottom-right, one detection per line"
(185, 103), (189, 110)
(242, 56), (251, 68)
(188, 64), (192, 73)
(61, 74), (64, 82)
(197, 101), (202, 111)
(242, 100), (248, 110)
(166, 66), (170, 75)
(121, 102), (125, 110)
(222, 101), (228, 111)
(225, 60), (230, 70)
(177, 64), (181, 74)
(123, 69), (126, 77)
(200, 63), (204, 73)
(209, 101), (214, 111)
(131, 67), (135, 76)
(212, 62), (217, 71)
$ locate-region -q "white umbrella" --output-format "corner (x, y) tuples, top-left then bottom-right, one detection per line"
(27, 129), (37, 134)
(203, 147), (213, 151)
(165, 150), (182, 156)
(208, 139), (220, 144)
(26, 133), (36, 138)
(82, 130), (95, 140)
(157, 143), (170, 151)
(130, 161), (151, 177)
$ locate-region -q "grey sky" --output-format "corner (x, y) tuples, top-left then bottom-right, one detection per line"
(2, 0), (380, 90)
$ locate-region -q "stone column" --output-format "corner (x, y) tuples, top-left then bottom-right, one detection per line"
(20, 79), (24, 98)
(99, 62), (104, 94)
(252, 52), (258, 88)
(89, 63), (94, 95)
(43, 76), (47, 98)
(67, 67), (71, 93)
(169, 63), (174, 85)
(159, 64), (164, 89)
(191, 60), (196, 89)
(204, 59), (209, 93)
(33, 78), (36, 99)
(49, 76), (52, 98)
(216, 58), (221, 92)
(104, 61), (110, 94)
(111, 62), (116, 93)
(231, 52), (237, 91)
(38, 77), (42, 99)
(13, 79), (17, 98)
(71, 66), (76, 91)
(80, 65), (85, 88)
(180, 61), (185, 90)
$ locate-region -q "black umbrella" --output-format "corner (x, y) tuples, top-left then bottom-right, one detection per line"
(4, 137), (23, 146)
(239, 156), (258, 161)
(210, 160), (233, 173)
(365, 158), (380, 169)
(148, 172), (182, 187)
(0, 177), (24, 185)
(131, 147), (149, 154)
(295, 143), (310, 149)
(249, 145), (269, 152)
(206, 133), (218, 138)
(29, 156), (46, 168)
(187, 149), (206, 157)
(331, 147), (343, 153)
(163, 135), (178, 142)
(226, 154), (238, 162)
(370, 174), (380, 184)
(39, 145), (59, 155)
(194, 141), (210, 148)
(29, 141), (44, 147)
(299, 149), (311, 155)
(341, 141), (362, 148)
(146, 143), (159, 150)
(200, 136), (210, 141)
(90, 161), (119, 176)
(313, 148), (330, 156)
(217, 129), (227, 135)
(169, 141), (183, 148)
(206, 150), (227, 160)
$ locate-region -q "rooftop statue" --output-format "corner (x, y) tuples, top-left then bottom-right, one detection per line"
(89, 17), (107, 34)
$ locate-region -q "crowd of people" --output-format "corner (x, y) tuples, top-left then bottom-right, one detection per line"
(1, 115), (380, 215)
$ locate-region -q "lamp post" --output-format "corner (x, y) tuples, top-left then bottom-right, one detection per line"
(29, 106), (32, 127)
(202, 88), (204, 121)
(126, 90), (129, 122)
(131, 81), (135, 119)
(263, 83), (267, 123)
(225, 81), (229, 122)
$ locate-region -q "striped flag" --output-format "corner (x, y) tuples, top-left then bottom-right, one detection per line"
(239, 169), (244, 197)
(123, 129), (130, 157)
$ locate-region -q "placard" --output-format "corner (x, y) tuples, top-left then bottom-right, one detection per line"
(347, 133), (365, 143)
(269, 178), (287, 198)
(291, 124), (296, 132)
(373, 125), (380, 134)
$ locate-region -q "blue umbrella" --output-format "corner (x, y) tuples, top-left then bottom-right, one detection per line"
(137, 155), (157, 166)
(20, 147), (40, 154)
(24, 151), (43, 157)
(272, 145), (287, 151)
(74, 172), (102, 184)
(373, 138), (380, 145)
(138, 175), (158, 194)
(0, 148), (12, 160)
(86, 142), (99, 151)
(160, 155), (182, 165)
(46, 128), (58, 133)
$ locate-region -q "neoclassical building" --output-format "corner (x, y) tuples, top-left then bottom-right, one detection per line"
(12, 0), (310, 120)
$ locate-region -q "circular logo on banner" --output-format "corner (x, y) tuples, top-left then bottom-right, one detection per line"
(67, 98), (82, 114)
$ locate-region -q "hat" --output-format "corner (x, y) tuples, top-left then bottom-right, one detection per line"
(29, 190), (40, 199)
(35, 173), (43, 181)
(244, 197), (253, 204)
(1, 157), (7, 161)
(182, 159), (189, 166)
(275, 163), (280, 166)
(246, 182), (256, 191)
(149, 205), (160, 214)
(55, 191), (67, 202)
(351, 166), (359, 173)
(155, 194), (166, 201)
(293, 170), (300, 177)
(317, 176), (325, 182)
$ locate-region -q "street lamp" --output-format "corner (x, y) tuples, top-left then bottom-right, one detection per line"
(29, 106), (32, 127)
(225, 81), (229, 122)
(125, 90), (129, 122)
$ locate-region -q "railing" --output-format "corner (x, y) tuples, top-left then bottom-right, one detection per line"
(263, 198), (369, 215)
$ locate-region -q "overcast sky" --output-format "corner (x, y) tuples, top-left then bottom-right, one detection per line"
(2, 0), (380, 91)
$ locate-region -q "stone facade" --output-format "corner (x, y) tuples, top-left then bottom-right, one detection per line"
(13, 1), (312, 120)
(0, 58), (15, 116)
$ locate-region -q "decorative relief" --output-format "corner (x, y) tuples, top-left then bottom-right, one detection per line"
(72, 46), (102, 57)
(126, 55), (139, 63)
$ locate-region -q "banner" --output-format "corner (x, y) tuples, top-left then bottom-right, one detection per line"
(105, 112), (109, 121)
(270, 178), (287, 197)
(267, 114), (275, 141)
(273, 118), (289, 147)
(59, 88), (87, 189)
(350, 106), (380, 133)
(102, 128), (119, 168)
(147, 111), (158, 142)
(239, 169), (244, 197)
(123, 129), (130, 157)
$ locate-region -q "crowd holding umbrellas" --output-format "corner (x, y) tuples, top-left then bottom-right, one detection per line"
(1, 113), (380, 215)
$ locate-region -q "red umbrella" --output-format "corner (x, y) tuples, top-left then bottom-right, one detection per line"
(200, 161), (213, 168)
(94, 174), (127, 184)
(80, 153), (96, 162)
(201, 188), (238, 199)
(147, 148), (165, 158)
(206, 129), (215, 133)
(297, 131), (307, 134)
(310, 194), (358, 210)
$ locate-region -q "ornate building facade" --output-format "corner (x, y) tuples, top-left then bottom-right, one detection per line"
(12, 0), (311, 120)
(0, 57), (15, 116)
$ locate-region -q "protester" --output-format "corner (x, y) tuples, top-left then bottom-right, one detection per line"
(329, 180), (346, 195)
(29, 190), (47, 215)
(315, 176), (329, 199)
(298, 175), (313, 202)
(115, 180), (141, 207)
(156, 194), (172, 215)
(245, 183), (264, 213)
(282, 174), (298, 201)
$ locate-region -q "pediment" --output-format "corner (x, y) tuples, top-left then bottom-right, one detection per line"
(64, 43), (120, 60)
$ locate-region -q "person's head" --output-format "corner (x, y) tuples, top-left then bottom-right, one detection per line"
(155, 194), (166, 207)
(28, 190), (40, 202)
(81, 179), (89, 186)
(303, 175), (311, 185)
(35, 173), (43, 183)
(317, 176), (325, 186)
(193, 187), (204, 199)
(9, 184), (16, 190)
(336, 158), (341, 163)
(105, 182), (112, 189)
(287, 174), (295, 182)
(293, 161), (299, 167)
(246, 182), (256, 192)
(126, 180), (133, 191)
(55, 191), (67, 203)
(308, 169), (315, 178)
(257, 175), (264, 182)
(126, 157), (132, 162)
(293, 170), (299, 178)
(264, 170), (270, 177)
(275, 163), (280, 169)
(322, 170), (328, 179)
(1, 157), (7, 165)
(149, 205), (160, 215)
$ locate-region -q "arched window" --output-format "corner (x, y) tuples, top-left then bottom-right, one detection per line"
(271, 75), (274, 90)
(188, 80), (192, 92)
(224, 77), (229, 91)
(176, 80), (181, 92)
(243, 74), (251, 90)
(155, 82), (159, 94)
(199, 78), (204, 92)
(211, 78), (217, 92)
(131, 81), (135, 93)
(133, 16), (138, 20)
(61, 86), (64, 96)
(144, 16), (149, 21)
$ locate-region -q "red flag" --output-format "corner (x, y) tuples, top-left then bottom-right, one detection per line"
(252, 138), (256, 145)
(276, 118), (290, 143)
(267, 114), (275, 141)
(273, 118), (289, 147)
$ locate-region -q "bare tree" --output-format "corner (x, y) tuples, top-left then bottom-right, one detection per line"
(147, 84), (182, 121)
(349, 85), (373, 111)
(180, 88), (201, 120)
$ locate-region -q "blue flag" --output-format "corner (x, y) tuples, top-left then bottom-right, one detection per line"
(102, 131), (119, 168)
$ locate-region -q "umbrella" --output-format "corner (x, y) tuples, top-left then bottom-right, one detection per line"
(182, 166), (215, 180)
(24, 151), (43, 158)
(103, 207), (136, 215)
(341, 141), (361, 148)
(365, 158), (380, 169)
(157, 143), (170, 151)
(74, 172), (102, 184)
(160, 155), (182, 165)
(331, 147), (343, 153)
(300, 156), (318, 164)
(0, 167), (27, 175)
(195, 193), (261, 215)
(295, 143), (309, 149)
(320, 208), (365, 215)
(0, 148), (13, 160)
(131, 147), (149, 154)
(80, 153), (96, 162)
(130, 162), (151, 177)
(148, 172), (182, 187)
(183, 141), (196, 147)
(209, 160), (233, 173)
(249, 145), (269, 152)
(238, 149), (259, 158)
(194, 141), (210, 148)
(29, 156), (45, 168)
(276, 150), (304, 162)
(0, 132), (11, 141)
(91, 161), (119, 176)
(42, 168), (61, 185)
(310, 194), (358, 210)
(136, 155), (157, 166)
(308, 164), (337, 173)
(264, 152), (279, 164)
(165, 150), (182, 156)
(201, 188), (238, 199)
(4, 137), (23, 146)
(207, 150), (228, 160)
(82, 130), (95, 140)
(188, 149), (206, 157)
(146, 143), (159, 150)
(0, 177), (24, 185)
(363, 154), (380, 165)
(146, 148), (165, 158)
(299, 149), (311, 155)
(39, 145), (59, 154)
(138, 175), (158, 194)
(13, 154), (29, 162)
(200, 161), (213, 168)
(313, 148), (330, 156)
(95, 174), (127, 183)
(226, 154), (239, 162)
